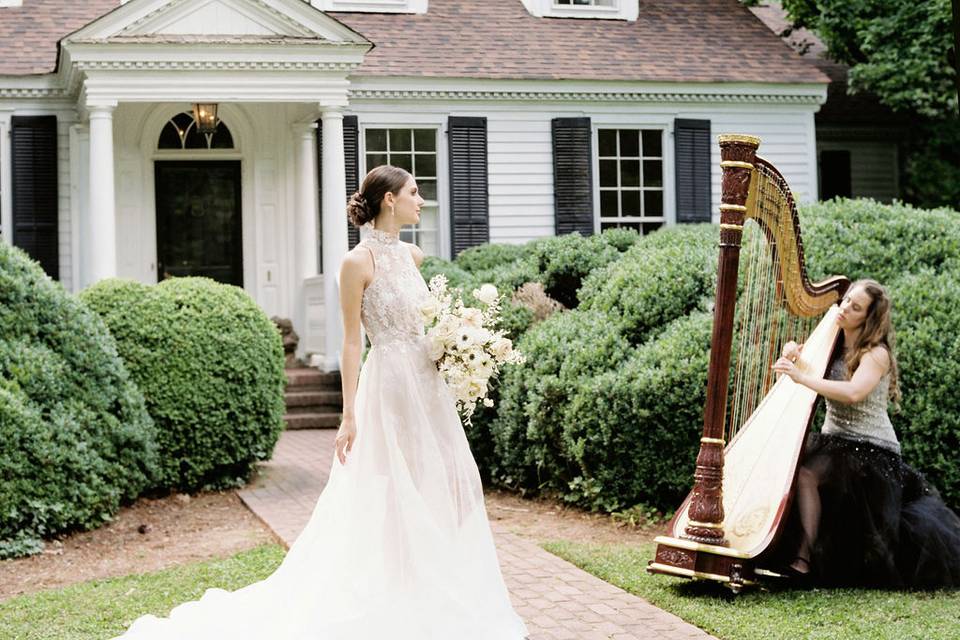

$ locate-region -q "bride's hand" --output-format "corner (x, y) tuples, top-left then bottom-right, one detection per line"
(335, 416), (356, 465)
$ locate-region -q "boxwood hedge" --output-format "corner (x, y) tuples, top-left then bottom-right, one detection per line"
(0, 245), (157, 558)
(80, 277), (286, 492)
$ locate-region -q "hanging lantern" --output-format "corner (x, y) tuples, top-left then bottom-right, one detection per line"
(192, 103), (219, 135)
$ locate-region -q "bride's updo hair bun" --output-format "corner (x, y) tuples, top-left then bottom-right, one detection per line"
(346, 191), (371, 227)
(346, 164), (412, 228)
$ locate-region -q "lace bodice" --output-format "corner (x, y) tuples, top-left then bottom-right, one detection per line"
(359, 228), (430, 347)
(821, 354), (900, 454)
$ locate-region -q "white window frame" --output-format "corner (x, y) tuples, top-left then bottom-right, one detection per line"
(360, 123), (447, 258)
(592, 121), (674, 234)
(312, 0), (427, 14)
(522, 0), (637, 21)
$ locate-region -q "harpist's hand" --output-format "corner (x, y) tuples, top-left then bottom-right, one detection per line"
(773, 356), (806, 385)
(781, 341), (803, 362)
(335, 416), (356, 465)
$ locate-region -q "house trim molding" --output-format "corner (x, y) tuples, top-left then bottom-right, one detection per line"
(348, 89), (825, 105)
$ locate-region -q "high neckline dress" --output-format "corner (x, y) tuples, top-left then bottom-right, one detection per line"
(113, 226), (528, 639)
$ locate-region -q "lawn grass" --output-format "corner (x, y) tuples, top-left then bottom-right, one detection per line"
(543, 541), (960, 640)
(0, 544), (286, 640)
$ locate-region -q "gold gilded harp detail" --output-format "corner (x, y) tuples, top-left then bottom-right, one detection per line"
(649, 135), (850, 590)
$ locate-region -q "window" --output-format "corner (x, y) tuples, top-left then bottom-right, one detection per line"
(597, 129), (665, 235)
(523, 0), (635, 20)
(364, 128), (440, 256)
(555, 0), (616, 6)
(158, 112), (234, 150)
(311, 0), (427, 14)
(819, 150), (852, 200)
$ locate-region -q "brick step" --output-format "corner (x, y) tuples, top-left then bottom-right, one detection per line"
(284, 389), (343, 408)
(284, 404), (342, 416)
(285, 368), (341, 389)
(283, 412), (341, 430)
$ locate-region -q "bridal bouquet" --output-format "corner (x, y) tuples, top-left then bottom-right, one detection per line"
(419, 274), (525, 427)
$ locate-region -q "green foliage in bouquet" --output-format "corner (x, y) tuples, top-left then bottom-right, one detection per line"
(80, 278), (285, 492)
(0, 245), (157, 558)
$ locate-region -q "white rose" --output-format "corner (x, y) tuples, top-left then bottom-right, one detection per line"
(472, 283), (499, 306)
(437, 316), (459, 340)
(427, 335), (446, 361)
(490, 337), (513, 360)
(462, 307), (484, 328)
(419, 296), (441, 324)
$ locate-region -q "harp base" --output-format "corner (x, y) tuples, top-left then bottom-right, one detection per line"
(647, 536), (758, 592)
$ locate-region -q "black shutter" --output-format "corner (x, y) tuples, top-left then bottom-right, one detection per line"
(343, 116), (360, 250)
(11, 116), (59, 279)
(552, 117), (594, 236)
(674, 119), (712, 223)
(447, 116), (489, 257)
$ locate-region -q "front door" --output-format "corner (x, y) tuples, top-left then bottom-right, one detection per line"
(155, 161), (242, 286)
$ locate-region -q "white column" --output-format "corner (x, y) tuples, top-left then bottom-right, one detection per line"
(293, 122), (320, 362)
(0, 111), (12, 245)
(87, 104), (117, 285)
(320, 108), (348, 372)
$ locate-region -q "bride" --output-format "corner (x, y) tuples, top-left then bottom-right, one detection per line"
(113, 164), (528, 639)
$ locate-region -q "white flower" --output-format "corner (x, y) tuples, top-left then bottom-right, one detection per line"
(427, 335), (446, 361)
(483, 397), (495, 408)
(462, 307), (484, 328)
(472, 283), (499, 306)
(419, 296), (442, 324)
(490, 336), (513, 360)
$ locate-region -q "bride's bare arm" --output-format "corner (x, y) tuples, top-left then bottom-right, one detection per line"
(336, 249), (372, 463)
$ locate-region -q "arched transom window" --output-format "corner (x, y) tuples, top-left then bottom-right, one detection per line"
(158, 112), (234, 150)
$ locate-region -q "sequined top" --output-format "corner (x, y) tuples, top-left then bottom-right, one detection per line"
(357, 227), (430, 348)
(821, 354), (900, 454)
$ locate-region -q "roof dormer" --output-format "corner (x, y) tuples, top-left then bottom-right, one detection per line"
(311, 0), (427, 13)
(521, 0), (638, 22)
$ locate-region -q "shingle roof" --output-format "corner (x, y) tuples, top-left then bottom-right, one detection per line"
(0, 0), (119, 75)
(0, 0), (828, 84)
(332, 0), (829, 83)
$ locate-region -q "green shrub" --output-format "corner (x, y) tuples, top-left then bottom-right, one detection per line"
(420, 256), (474, 291)
(563, 312), (713, 511)
(527, 233), (621, 309)
(0, 245), (157, 557)
(579, 224), (717, 346)
(454, 242), (530, 272)
(470, 255), (542, 298)
(889, 270), (960, 506)
(801, 198), (960, 284)
(599, 226), (642, 252)
(489, 309), (631, 493)
(80, 278), (285, 492)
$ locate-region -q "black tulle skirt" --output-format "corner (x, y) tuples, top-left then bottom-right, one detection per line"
(778, 433), (960, 589)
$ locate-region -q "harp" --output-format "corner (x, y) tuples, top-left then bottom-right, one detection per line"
(647, 135), (849, 591)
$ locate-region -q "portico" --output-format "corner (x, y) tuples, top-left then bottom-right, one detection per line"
(58, 0), (371, 370)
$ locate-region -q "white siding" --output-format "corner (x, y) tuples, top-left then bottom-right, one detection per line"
(350, 97), (822, 254)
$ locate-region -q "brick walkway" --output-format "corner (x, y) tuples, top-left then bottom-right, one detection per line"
(238, 430), (716, 640)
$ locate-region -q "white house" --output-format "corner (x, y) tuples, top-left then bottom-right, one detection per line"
(0, 0), (829, 371)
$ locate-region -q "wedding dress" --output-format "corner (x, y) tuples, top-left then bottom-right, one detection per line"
(114, 227), (528, 639)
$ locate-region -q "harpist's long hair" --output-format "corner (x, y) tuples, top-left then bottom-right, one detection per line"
(845, 279), (901, 405)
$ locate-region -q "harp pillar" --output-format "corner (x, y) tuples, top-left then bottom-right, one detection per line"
(682, 135), (760, 545)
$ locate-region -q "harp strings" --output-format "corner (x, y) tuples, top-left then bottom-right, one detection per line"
(726, 172), (818, 443)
